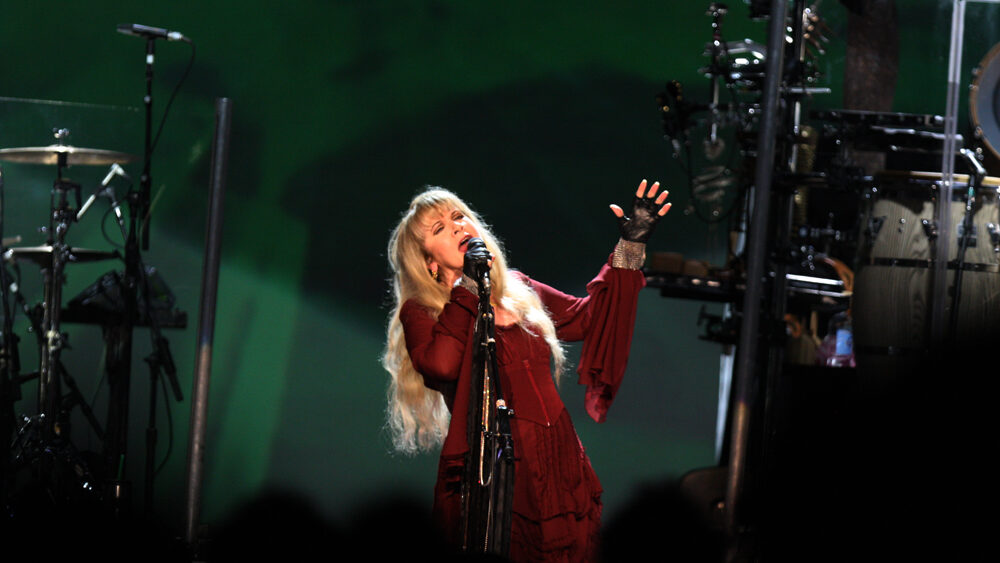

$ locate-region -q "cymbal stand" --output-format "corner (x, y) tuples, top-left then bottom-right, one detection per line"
(13, 155), (103, 505)
(4, 254), (105, 453)
(14, 287), (105, 442)
(38, 155), (81, 445)
(1, 166), (21, 505)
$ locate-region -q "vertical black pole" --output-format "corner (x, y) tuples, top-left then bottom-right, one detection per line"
(141, 38), (154, 251)
(184, 97), (231, 548)
(0, 166), (18, 504)
(143, 361), (160, 516)
(724, 0), (787, 560)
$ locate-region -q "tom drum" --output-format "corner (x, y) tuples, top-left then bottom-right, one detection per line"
(853, 171), (1000, 376)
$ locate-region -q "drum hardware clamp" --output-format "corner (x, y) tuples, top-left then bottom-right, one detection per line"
(987, 223), (1000, 252)
(921, 219), (938, 240)
(957, 223), (978, 247)
(866, 215), (885, 242)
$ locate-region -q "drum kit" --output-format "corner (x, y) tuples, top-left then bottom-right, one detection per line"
(650, 2), (1000, 377)
(0, 129), (183, 514)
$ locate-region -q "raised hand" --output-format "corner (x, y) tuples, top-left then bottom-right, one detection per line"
(609, 179), (671, 243)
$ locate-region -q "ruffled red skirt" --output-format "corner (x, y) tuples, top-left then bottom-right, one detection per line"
(508, 409), (602, 562)
(433, 409), (602, 563)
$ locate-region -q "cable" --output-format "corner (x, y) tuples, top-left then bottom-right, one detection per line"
(155, 370), (174, 477)
(100, 206), (127, 249)
(151, 41), (196, 155)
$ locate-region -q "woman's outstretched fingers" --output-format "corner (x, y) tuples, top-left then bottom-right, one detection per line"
(609, 204), (625, 218)
(635, 179), (647, 198)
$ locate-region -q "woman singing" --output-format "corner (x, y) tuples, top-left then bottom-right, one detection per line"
(382, 181), (670, 562)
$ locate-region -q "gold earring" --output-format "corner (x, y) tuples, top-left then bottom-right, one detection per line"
(429, 268), (439, 281)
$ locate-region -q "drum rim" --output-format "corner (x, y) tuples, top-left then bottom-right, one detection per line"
(970, 41), (1000, 162)
(875, 169), (1000, 188)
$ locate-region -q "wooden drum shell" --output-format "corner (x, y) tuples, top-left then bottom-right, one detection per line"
(853, 172), (1000, 382)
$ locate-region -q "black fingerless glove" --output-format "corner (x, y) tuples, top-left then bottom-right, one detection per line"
(616, 195), (662, 243)
(462, 237), (492, 282)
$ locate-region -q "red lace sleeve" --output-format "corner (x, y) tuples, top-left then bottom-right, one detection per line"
(520, 256), (645, 422)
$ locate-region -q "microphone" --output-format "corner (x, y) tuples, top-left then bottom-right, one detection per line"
(959, 147), (986, 184)
(117, 23), (189, 42)
(465, 237), (492, 292)
(78, 163), (131, 239)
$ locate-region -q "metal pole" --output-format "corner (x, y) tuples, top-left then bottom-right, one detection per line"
(184, 97), (231, 547)
(724, 0), (787, 558)
(932, 0), (968, 345)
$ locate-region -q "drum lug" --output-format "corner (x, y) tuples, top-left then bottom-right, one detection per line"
(921, 219), (938, 241)
(866, 215), (885, 243)
(988, 222), (1000, 252)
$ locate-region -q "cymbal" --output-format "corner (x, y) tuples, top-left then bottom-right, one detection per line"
(3, 245), (120, 265)
(0, 144), (136, 166)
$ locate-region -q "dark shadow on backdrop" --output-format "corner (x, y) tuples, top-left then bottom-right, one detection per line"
(280, 70), (674, 317)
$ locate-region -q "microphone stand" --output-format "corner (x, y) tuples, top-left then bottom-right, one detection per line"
(141, 263), (182, 517)
(103, 30), (160, 516)
(462, 272), (514, 557)
(101, 187), (140, 517)
(948, 148), (987, 341)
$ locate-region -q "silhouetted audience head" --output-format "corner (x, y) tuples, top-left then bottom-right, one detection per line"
(601, 479), (724, 562)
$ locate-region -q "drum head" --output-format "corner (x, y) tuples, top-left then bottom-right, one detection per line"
(970, 42), (1000, 162)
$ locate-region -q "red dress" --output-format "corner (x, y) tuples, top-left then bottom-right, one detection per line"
(400, 256), (644, 562)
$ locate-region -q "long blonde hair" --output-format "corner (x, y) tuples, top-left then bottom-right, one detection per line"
(382, 187), (565, 454)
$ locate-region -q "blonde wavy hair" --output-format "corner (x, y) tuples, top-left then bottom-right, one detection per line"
(382, 187), (565, 454)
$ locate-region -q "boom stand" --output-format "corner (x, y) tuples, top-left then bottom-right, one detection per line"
(100, 186), (142, 515)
